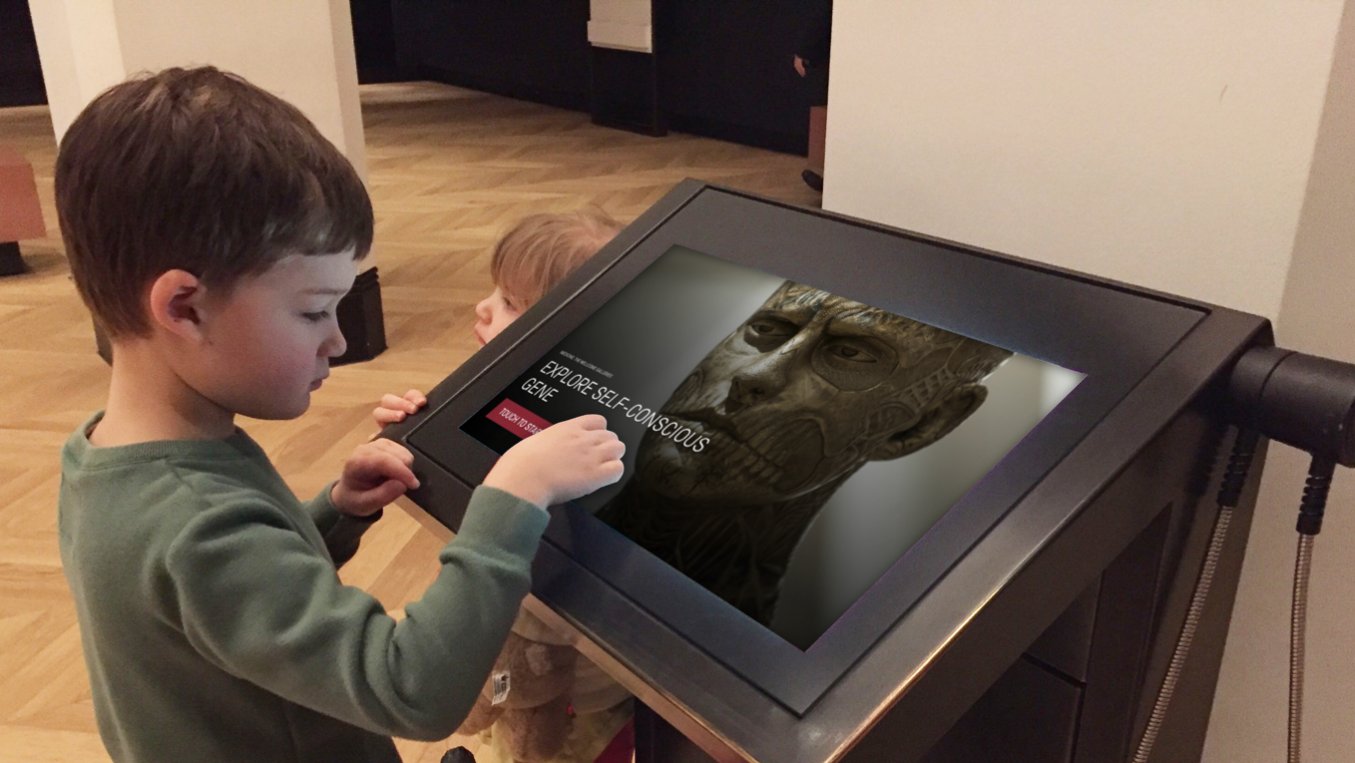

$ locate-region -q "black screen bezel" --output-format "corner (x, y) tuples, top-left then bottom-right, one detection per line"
(393, 185), (1204, 714)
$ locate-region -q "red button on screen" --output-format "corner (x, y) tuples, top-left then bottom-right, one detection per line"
(486, 398), (552, 439)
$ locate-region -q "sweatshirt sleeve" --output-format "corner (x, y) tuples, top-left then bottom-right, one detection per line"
(165, 485), (547, 741)
(302, 482), (383, 567)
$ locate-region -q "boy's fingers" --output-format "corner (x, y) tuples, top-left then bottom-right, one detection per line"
(368, 438), (416, 465)
(599, 460), (624, 484)
(350, 447), (418, 488)
(381, 393), (420, 414)
(572, 414), (608, 430)
(589, 431), (621, 453)
(375, 450), (419, 488)
(373, 407), (405, 425)
(403, 389), (427, 407)
(362, 479), (410, 508)
(601, 439), (625, 461)
(372, 463), (418, 491)
(359, 437), (399, 458)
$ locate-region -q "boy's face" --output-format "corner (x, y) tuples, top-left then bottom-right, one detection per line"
(192, 252), (355, 420)
(473, 287), (523, 346)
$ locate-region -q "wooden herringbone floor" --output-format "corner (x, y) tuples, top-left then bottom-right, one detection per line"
(0, 82), (817, 762)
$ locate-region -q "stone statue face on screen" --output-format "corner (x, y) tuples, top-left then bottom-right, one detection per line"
(598, 281), (1011, 625)
(631, 282), (1013, 505)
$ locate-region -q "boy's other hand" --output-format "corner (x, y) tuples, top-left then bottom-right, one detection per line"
(373, 389), (428, 427)
(332, 439), (421, 517)
(483, 414), (625, 510)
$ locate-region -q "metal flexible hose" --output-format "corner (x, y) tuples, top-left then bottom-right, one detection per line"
(1132, 429), (1257, 763)
(1288, 534), (1314, 763)
(1131, 505), (1233, 763)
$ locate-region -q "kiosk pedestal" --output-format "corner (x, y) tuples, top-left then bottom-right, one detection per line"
(385, 182), (1272, 762)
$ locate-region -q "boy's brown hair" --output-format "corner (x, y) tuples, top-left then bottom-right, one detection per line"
(55, 66), (373, 338)
(490, 209), (623, 309)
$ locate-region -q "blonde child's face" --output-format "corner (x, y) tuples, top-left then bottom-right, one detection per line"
(473, 286), (524, 346)
(191, 252), (355, 420)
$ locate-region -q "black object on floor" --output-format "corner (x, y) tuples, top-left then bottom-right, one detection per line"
(0, 241), (26, 276)
(801, 169), (824, 192)
(440, 746), (476, 763)
(332, 265), (387, 366)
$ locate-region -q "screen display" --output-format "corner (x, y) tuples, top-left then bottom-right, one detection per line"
(462, 246), (1084, 649)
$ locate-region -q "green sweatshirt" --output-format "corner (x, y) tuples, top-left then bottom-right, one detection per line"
(58, 414), (549, 763)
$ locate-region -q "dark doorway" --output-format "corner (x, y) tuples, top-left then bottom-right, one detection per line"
(351, 0), (412, 84)
(0, 0), (47, 107)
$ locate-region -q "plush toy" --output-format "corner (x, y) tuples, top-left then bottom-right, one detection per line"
(461, 611), (632, 763)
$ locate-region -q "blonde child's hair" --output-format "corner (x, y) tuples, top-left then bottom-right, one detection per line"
(490, 209), (623, 309)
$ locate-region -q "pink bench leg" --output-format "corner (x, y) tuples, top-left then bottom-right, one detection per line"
(0, 145), (46, 277)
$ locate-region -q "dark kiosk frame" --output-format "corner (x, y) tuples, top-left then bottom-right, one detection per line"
(381, 182), (1269, 761)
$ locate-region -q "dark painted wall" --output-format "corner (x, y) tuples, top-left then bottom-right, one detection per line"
(2, 1), (820, 153)
(0, 0), (47, 107)
(391, 1), (822, 154)
(655, 3), (814, 154)
(352, 0), (409, 84)
(392, 0), (592, 110)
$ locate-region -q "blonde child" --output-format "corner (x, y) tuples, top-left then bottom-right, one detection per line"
(375, 210), (636, 763)
(56, 67), (624, 763)
(375, 210), (623, 424)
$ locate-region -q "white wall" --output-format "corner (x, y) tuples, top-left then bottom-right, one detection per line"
(29, 0), (366, 177)
(589, 0), (653, 53)
(27, 0), (126, 144)
(826, 2), (1355, 761)
(1207, 4), (1355, 761)
(825, 1), (1343, 319)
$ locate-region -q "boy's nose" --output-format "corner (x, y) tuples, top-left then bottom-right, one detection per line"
(324, 321), (347, 358)
(474, 297), (492, 321)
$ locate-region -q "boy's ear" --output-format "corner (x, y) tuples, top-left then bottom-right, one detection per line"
(147, 270), (207, 341)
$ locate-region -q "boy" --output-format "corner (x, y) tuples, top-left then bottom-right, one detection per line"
(56, 66), (624, 763)
(374, 211), (635, 763)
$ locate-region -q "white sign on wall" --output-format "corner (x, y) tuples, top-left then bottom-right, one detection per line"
(588, 0), (652, 53)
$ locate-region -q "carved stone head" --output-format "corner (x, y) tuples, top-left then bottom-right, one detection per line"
(633, 282), (1013, 506)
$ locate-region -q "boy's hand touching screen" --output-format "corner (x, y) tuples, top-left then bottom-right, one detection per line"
(484, 414), (625, 509)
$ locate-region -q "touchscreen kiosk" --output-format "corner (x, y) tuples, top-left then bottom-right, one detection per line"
(384, 182), (1270, 762)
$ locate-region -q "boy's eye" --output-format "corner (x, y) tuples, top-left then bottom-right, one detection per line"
(301, 311), (331, 322)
